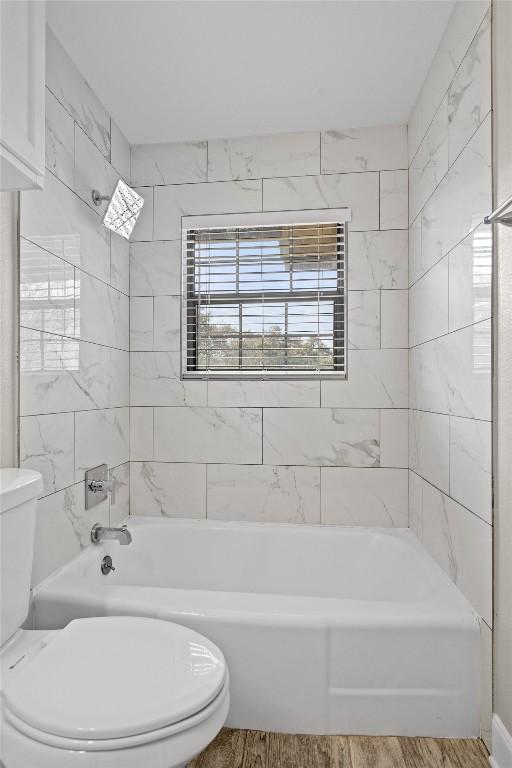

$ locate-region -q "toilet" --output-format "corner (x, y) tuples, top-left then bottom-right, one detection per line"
(0, 469), (229, 768)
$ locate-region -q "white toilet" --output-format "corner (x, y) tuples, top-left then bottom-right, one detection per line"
(0, 469), (229, 768)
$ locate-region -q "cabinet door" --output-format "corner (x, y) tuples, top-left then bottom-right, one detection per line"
(1, 0), (45, 189)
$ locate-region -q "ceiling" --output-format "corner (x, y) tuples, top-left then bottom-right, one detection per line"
(47, 0), (454, 146)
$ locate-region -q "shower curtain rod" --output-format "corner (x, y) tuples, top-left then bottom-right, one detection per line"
(484, 192), (512, 226)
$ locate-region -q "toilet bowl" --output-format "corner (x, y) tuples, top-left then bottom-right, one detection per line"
(0, 470), (229, 768)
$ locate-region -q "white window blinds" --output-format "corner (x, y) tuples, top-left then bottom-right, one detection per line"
(182, 221), (346, 378)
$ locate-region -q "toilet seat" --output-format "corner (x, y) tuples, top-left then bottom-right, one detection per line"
(2, 616), (227, 749)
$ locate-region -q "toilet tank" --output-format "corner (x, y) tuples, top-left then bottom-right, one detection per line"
(0, 469), (43, 646)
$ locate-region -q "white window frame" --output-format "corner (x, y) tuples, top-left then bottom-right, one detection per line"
(180, 207), (351, 381)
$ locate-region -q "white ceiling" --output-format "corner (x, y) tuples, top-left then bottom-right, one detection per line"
(47, 0), (454, 146)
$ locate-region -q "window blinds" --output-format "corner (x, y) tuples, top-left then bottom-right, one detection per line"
(183, 222), (346, 377)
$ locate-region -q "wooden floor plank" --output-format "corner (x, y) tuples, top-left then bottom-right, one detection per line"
(349, 735), (407, 768)
(399, 737), (462, 767)
(189, 729), (489, 768)
(189, 727), (246, 768)
(447, 737), (489, 768)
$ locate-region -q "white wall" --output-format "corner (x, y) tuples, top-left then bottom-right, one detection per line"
(407, 0), (492, 746)
(493, 0), (512, 748)
(19, 29), (131, 585)
(128, 126), (409, 526)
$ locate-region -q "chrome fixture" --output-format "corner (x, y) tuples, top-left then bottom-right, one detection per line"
(101, 555), (116, 575)
(85, 464), (116, 510)
(91, 523), (132, 546)
(484, 192), (512, 226)
(92, 179), (144, 239)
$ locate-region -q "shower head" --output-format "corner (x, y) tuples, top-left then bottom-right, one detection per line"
(92, 180), (144, 240)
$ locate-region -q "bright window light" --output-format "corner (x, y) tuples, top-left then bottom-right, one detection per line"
(102, 180), (144, 240)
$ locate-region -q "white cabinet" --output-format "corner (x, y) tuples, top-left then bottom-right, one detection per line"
(1, 1), (45, 191)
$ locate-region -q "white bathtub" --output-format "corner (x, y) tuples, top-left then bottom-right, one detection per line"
(33, 517), (480, 737)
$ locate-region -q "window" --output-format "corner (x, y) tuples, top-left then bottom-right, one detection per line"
(182, 212), (348, 379)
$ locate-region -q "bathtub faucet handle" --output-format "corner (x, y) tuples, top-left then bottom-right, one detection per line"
(89, 477), (115, 505)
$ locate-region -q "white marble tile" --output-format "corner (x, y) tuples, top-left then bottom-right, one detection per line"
(110, 236), (129, 295)
(130, 462), (206, 518)
(321, 124), (407, 174)
(207, 464), (320, 524)
(131, 186), (154, 241)
(46, 28), (111, 158)
(409, 472), (492, 624)
(321, 467), (408, 527)
(263, 408), (380, 467)
(449, 226), (492, 332)
(74, 125), (118, 214)
(409, 409), (450, 493)
(380, 409), (408, 468)
(130, 241), (181, 296)
(130, 351), (206, 406)
(347, 291), (380, 350)
(20, 239), (76, 337)
(110, 121), (131, 181)
(31, 481), (109, 586)
(20, 329), (128, 415)
(154, 179), (262, 241)
(109, 462), (130, 526)
(409, 98), (449, 224)
(263, 173), (379, 232)
(410, 320), (491, 420)
(381, 290), (408, 348)
(154, 407), (262, 464)
(130, 407), (154, 461)
(208, 132), (320, 182)
(407, 1), (490, 162)
(20, 413), (75, 497)
(76, 272), (129, 350)
(45, 88), (74, 189)
(421, 116), (491, 279)
(348, 230), (408, 290)
(480, 621), (492, 750)
(448, 8), (491, 166)
(380, 170), (408, 230)
(130, 297), (153, 351)
(450, 416), (492, 523)
(321, 350), (408, 408)
(408, 215), (422, 287)
(207, 379), (319, 408)
(409, 256), (449, 347)
(131, 141), (207, 186)
(21, 171), (111, 284)
(74, 407), (129, 482)
(153, 296), (180, 351)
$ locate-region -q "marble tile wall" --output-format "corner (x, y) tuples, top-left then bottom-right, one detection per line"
(20, 29), (131, 586)
(407, 1), (492, 745)
(129, 123), (409, 528)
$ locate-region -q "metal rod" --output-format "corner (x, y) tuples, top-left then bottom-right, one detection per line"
(92, 189), (111, 207)
(484, 192), (512, 225)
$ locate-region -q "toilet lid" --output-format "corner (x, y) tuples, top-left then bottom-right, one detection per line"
(2, 616), (227, 741)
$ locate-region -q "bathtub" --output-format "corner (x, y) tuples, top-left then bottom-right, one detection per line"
(33, 517), (480, 737)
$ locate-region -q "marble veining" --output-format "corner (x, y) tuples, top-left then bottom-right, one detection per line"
(409, 409), (450, 493)
(45, 88), (74, 189)
(46, 28), (111, 158)
(130, 462), (206, 518)
(347, 291), (380, 350)
(321, 467), (408, 527)
(321, 349), (408, 408)
(130, 351), (206, 406)
(321, 124), (407, 174)
(74, 407), (129, 482)
(130, 241), (182, 297)
(20, 413), (75, 497)
(263, 408), (380, 467)
(348, 230), (408, 290)
(208, 132), (320, 182)
(207, 464), (320, 524)
(449, 416), (492, 523)
(131, 141), (208, 186)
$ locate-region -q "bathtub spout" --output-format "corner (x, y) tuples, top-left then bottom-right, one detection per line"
(91, 524), (132, 546)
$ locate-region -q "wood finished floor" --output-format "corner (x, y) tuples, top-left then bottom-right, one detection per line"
(188, 728), (489, 768)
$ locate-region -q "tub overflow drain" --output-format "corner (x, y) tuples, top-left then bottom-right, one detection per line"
(101, 555), (115, 575)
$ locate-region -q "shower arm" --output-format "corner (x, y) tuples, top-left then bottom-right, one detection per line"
(484, 192), (512, 226)
(92, 189), (111, 207)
